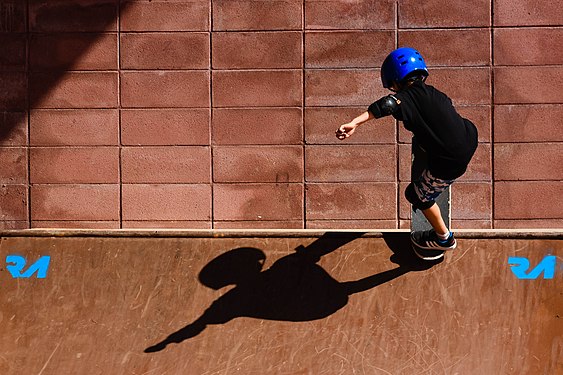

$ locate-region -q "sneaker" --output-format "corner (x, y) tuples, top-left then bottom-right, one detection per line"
(411, 229), (457, 251)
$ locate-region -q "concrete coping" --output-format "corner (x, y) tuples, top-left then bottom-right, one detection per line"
(0, 229), (562, 239)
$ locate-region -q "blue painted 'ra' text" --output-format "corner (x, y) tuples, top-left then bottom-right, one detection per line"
(508, 255), (556, 280)
(6, 255), (51, 279)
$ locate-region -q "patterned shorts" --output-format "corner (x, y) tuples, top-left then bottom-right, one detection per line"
(406, 169), (455, 210)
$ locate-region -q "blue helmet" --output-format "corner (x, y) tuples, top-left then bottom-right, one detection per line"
(380, 47), (428, 89)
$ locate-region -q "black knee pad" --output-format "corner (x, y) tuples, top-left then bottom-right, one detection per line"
(405, 183), (435, 211)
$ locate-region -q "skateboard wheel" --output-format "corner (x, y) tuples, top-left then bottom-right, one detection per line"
(412, 244), (445, 261)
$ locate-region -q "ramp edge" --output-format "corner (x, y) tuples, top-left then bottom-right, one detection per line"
(0, 229), (561, 239)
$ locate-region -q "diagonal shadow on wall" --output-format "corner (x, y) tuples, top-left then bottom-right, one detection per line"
(0, 1), (131, 226)
(1, 1), (130, 141)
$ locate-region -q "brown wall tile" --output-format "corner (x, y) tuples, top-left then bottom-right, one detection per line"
(494, 181), (563, 219)
(494, 143), (563, 181)
(122, 184), (211, 221)
(399, 219), (410, 229)
(399, 0), (491, 28)
(305, 107), (396, 145)
(459, 143), (492, 182)
(306, 220), (397, 229)
(495, 67), (563, 104)
(121, 1), (210, 31)
(305, 70), (386, 107)
(122, 220), (211, 229)
(398, 144), (411, 182)
(0, 184), (27, 221)
(212, 108), (302, 145)
(214, 184), (303, 221)
(0, 34), (26, 70)
(0, 147), (27, 183)
(121, 109), (210, 146)
(495, 28), (563, 66)
(31, 185), (120, 221)
(305, 0), (395, 30)
(306, 183), (396, 220)
(305, 145), (396, 182)
(213, 32), (302, 69)
(213, 0), (302, 31)
(214, 220), (303, 230)
(457, 106), (491, 143)
(494, 0), (563, 26)
(121, 33), (209, 69)
(305, 31), (394, 68)
(452, 182), (492, 220)
(494, 105), (563, 143)
(399, 29), (490, 66)
(30, 72), (118, 108)
(30, 33), (117, 71)
(0, 112), (27, 146)
(30, 109), (119, 146)
(0, 72), (26, 110)
(452, 220), (492, 229)
(123, 221), (211, 229)
(121, 146), (211, 184)
(0, 2), (26, 33)
(213, 70), (302, 107)
(32, 221), (120, 229)
(0, 221), (29, 230)
(30, 0), (118, 32)
(493, 219), (563, 229)
(121, 71), (209, 108)
(398, 123), (411, 144)
(213, 146), (303, 183)
(30, 147), (119, 184)
(429, 68), (490, 105)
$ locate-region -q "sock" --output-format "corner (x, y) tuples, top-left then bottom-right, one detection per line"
(437, 231), (450, 241)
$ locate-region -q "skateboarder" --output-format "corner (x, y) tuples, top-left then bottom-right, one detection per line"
(336, 47), (478, 251)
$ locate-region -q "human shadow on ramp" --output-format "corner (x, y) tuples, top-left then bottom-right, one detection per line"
(144, 232), (441, 353)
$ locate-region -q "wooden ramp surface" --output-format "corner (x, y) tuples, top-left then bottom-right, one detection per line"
(0, 231), (561, 375)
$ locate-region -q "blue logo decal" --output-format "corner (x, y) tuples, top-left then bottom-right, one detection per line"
(6, 255), (51, 279)
(508, 255), (556, 280)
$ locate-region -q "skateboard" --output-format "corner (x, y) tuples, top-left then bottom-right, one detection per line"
(410, 137), (451, 261)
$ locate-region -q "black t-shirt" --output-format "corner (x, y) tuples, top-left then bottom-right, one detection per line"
(368, 81), (478, 180)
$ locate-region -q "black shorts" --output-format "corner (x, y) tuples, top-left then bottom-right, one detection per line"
(405, 169), (454, 211)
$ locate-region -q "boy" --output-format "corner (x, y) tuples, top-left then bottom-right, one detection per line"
(336, 47), (478, 252)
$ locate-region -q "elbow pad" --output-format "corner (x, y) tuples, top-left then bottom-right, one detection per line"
(368, 95), (400, 119)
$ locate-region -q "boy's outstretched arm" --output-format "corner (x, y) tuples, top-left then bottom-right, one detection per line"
(336, 111), (374, 140)
(336, 94), (400, 140)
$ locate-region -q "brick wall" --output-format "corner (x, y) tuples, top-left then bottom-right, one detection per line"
(0, 0), (561, 230)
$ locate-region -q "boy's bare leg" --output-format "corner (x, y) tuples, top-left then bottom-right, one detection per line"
(421, 203), (449, 235)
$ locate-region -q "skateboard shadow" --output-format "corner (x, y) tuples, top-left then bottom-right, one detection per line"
(144, 232), (442, 353)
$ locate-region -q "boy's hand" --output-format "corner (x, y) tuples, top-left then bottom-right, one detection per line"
(336, 123), (357, 140)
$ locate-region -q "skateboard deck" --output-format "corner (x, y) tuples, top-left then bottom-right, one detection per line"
(410, 137), (451, 260)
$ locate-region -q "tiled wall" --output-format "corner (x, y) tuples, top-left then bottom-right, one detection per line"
(0, 0), (562, 230)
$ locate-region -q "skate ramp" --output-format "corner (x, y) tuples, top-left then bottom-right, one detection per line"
(0, 230), (561, 374)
